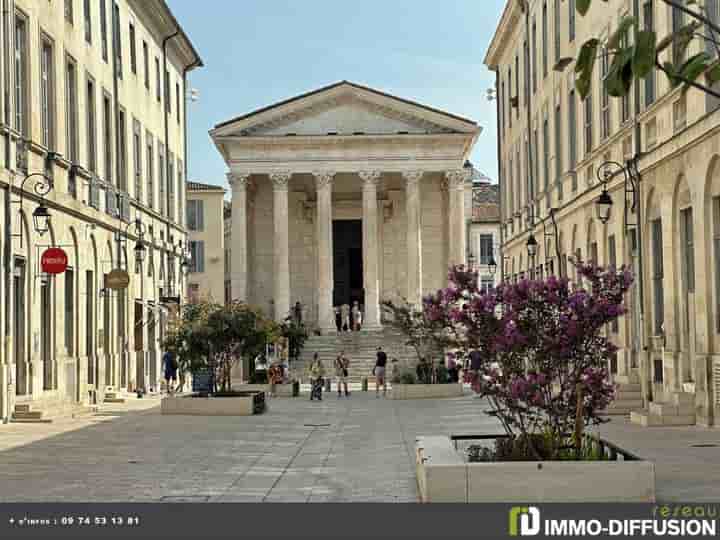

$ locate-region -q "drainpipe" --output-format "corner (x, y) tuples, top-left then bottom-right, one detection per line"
(522, 0), (537, 277)
(494, 70), (505, 283)
(162, 27), (179, 296)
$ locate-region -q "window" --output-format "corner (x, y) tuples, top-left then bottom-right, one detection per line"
(83, 0), (91, 43)
(672, 3), (684, 66)
(554, 102), (562, 183)
(143, 41), (149, 89)
(714, 198), (720, 332)
(100, 0), (108, 62)
(479, 234), (493, 265)
(103, 93), (112, 183)
(86, 77), (96, 173)
(176, 82), (181, 124)
(480, 276), (494, 294)
(14, 13), (28, 137)
(66, 57), (79, 163)
(118, 108), (127, 191)
(601, 45), (610, 140)
(682, 208), (695, 293)
(643, 1), (656, 106)
(65, 0), (73, 23)
(155, 57), (161, 101)
(542, 1), (548, 77)
(177, 159), (184, 226)
(620, 29), (631, 123)
(608, 235), (619, 333)
(146, 131), (154, 209)
(40, 38), (55, 149)
(523, 40), (530, 103)
(569, 0), (576, 41)
(129, 22), (137, 74)
(133, 119), (142, 201)
(112, 2), (122, 78)
(158, 144), (165, 215)
(515, 55), (520, 117)
(651, 219), (664, 334)
(589, 242), (598, 264)
(168, 151), (175, 220)
(508, 67), (512, 128)
(165, 69), (171, 113)
(189, 241), (205, 273)
(568, 87), (577, 172)
(187, 200), (205, 231)
(65, 268), (75, 355)
(554, 0), (561, 62)
(543, 115), (550, 192)
(532, 20), (537, 93)
(584, 90), (593, 155)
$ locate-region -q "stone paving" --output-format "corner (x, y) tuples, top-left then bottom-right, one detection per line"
(0, 391), (497, 502)
(2, 391), (720, 502)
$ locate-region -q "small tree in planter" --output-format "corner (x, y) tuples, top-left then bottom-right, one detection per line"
(164, 300), (278, 394)
(381, 297), (451, 363)
(423, 261), (633, 460)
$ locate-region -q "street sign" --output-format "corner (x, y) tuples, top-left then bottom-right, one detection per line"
(40, 247), (68, 274)
(105, 269), (130, 290)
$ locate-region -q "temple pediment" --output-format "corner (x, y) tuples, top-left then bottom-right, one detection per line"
(211, 80), (479, 139)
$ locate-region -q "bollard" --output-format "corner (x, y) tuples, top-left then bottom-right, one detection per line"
(325, 378), (331, 393)
(292, 380), (300, 397)
(362, 377), (368, 392)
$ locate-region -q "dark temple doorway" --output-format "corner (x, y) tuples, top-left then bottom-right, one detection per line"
(332, 220), (364, 308)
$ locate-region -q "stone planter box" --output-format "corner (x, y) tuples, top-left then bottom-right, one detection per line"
(234, 383), (297, 397)
(389, 383), (463, 400)
(161, 392), (265, 416)
(416, 435), (655, 503)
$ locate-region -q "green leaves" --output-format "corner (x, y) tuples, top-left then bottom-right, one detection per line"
(633, 30), (656, 78)
(576, 0), (593, 16)
(608, 16), (636, 51)
(575, 38), (599, 99)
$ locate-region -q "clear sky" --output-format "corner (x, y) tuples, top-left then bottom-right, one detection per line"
(167, 0), (506, 191)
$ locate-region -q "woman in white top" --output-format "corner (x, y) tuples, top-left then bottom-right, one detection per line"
(352, 301), (362, 331)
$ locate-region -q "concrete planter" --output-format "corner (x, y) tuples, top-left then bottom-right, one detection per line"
(234, 383), (297, 397)
(416, 435), (655, 503)
(161, 392), (265, 416)
(389, 383), (463, 400)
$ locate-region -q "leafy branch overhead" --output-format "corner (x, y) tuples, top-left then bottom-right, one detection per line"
(573, 0), (720, 101)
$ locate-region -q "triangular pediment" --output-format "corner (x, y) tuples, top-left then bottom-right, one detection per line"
(211, 81), (478, 138)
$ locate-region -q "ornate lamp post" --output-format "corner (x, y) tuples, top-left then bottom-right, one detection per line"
(12, 172), (54, 247)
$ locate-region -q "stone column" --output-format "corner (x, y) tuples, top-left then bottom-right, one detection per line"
(360, 171), (382, 329)
(270, 171), (291, 322)
(228, 172), (250, 302)
(446, 169), (468, 266)
(403, 171), (424, 306)
(314, 171), (336, 333)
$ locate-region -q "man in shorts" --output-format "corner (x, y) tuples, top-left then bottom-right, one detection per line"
(374, 346), (388, 398)
(162, 349), (178, 395)
(334, 351), (350, 398)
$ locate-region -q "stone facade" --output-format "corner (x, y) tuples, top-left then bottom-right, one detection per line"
(0, 0), (201, 421)
(186, 181), (226, 303)
(212, 81), (481, 330)
(486, 0), (720, 425)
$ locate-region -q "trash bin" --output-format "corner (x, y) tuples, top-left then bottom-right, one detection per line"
(292, 380), (300, 397)
(362, 378), (368, 392)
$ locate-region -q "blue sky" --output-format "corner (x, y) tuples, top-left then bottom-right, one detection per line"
(167, 0), (506, 190)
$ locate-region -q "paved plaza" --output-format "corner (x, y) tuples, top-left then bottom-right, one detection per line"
(1, 392), (720, 502)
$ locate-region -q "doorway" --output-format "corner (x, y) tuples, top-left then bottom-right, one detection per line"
(41, 278), (53, 390)
(332, 220), (363, 308)
(13, 259), (27, 395)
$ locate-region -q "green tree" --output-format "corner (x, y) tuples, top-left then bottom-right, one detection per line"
(571, 0), (720, 100)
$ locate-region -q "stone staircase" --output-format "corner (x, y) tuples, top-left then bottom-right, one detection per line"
(11, 401), (97, 423)
(292, 327), (418, 383)
(603, 382), (644, 415)
(630, 392), (696, 426)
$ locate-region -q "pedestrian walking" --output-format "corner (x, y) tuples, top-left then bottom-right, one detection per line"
(309, 353), (326, 401)
(268, 361), (283, 397)
(447, 353), (460, 383)
(293, 301), (303, 325)
(352, 301), (362, 331)
(373, 346), (388, 398)
(341, 303), (350, 332)
(334, 351), (350, 397)
(334, 306), (342, 332)
(416, 357), (431, 384)
(162, 349), (178, 395)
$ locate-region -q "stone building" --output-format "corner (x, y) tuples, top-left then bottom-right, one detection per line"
(468, 177), (501, 292)
(212, 81), (481, 331)
(485, 0), (720, 426)
(186, 181), (226, 303)
(0, 0), (201, 421)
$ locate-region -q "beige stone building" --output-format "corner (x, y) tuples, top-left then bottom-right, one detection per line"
(485, 0), (720, 426)
(0, 0), (201, 421)
(468, 176), (501, 292)
(186, 181), (226, 303)
(212, 81), (481, 331)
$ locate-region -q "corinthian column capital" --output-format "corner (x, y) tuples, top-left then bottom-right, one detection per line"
(359, 170), (382, 190)
(445, 169), (469, 190)
(313, 171), (336, 191)
(269, 171), (292, 191)
(227, 172), (251, 190)
(402, 170), (424, 187)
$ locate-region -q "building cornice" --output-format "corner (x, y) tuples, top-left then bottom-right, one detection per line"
(484, 0), (523, 69)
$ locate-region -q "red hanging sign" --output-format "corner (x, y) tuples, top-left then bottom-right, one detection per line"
(41, 247), (68, 275)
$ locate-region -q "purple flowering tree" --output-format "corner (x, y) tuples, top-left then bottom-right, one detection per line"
(423, 261), (633, 460)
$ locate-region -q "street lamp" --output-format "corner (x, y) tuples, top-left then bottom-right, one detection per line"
(133, 239), (147, 264)
(116, 217), (148, 273)
(488, 255), (497, 276)
(12, 171), (55, 247)
(526, 233), (538, 259)
(595, 164), (615, 225)
(32, 203), (51, 236)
